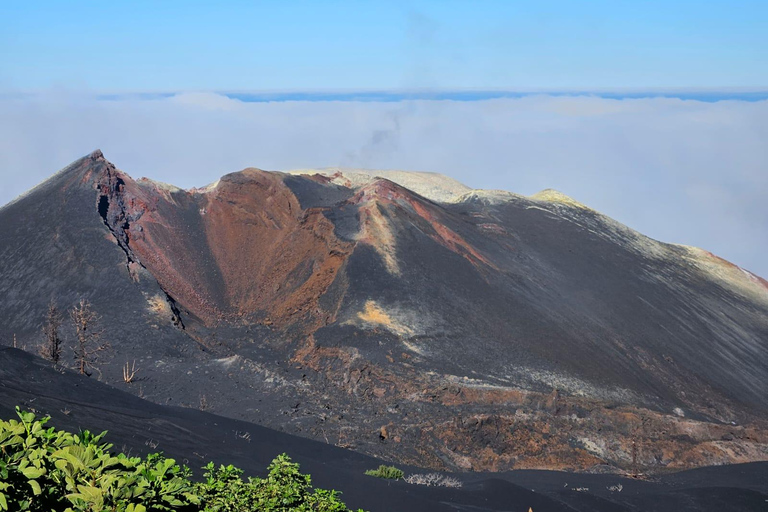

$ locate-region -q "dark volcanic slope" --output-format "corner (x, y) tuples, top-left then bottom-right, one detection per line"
(2, 347), (767, 512)
(1, 151), (766, 474)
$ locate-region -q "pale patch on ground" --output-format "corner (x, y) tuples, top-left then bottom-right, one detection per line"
(444, 374), (523, 390)
(191, 179), (221, 193)
(354, 300), (414, 337)
(345, 299), (436, 351)
(530, 188), (592, 210)
(137, 177), (183, 194)
(679, 245), (768, 304)
(477, 223), (508, 234)
(355, 202), (401, 275)
(288, 168), (470, 202)
(504, 365), (643, 404)
(455, 189), (524, 205)
(435, 446), (474, 470)
(676, 418), (716, 440)
(146, 294), (172, 317)
(577, 437), (607, 457)
(401, 339), (428, 356)
(214, 355), (240, 368)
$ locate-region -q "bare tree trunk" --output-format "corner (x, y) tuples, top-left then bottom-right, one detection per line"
(70, 298), (109, 376)
(40, 299), (63, 363)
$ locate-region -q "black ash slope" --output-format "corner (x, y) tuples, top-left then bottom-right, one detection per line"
(1, 348), (766, 512)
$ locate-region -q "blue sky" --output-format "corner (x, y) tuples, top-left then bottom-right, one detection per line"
(1, 0), (767, 91)
(0, 2), (767, 277)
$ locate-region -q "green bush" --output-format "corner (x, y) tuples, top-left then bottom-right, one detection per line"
(364, 465), (403, 480)
(0, 407), (198, 512)
(197, 455), (355, 511)
(0, 407), (364, 512)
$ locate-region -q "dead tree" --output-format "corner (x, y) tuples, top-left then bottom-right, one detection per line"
(70, 298), (109, 376)
(122, 360), (140, 383)
(39, 299), (63, 364)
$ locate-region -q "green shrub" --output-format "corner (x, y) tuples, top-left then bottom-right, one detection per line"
(197, 454), (358, 511)
(0, 407), (364, 512)
(0, 407), (198, 512)
(364, 465), (403, 480)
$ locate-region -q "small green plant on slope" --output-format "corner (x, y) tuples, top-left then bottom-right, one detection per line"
(0, 408), (364, 512)
(364, 465), (403, 480)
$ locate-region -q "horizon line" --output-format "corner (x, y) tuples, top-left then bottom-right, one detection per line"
(2, 87), (768, 104)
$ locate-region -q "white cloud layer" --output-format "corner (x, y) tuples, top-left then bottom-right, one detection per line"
(1, 92), (766, 277)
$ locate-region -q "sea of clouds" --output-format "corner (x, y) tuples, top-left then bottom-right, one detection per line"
(0, 92), (766, 277)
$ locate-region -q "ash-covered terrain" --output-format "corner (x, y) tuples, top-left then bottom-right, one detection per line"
(1, 150), (766, 474)
(3, 347), (767, 512)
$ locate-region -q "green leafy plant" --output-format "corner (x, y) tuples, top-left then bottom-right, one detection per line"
(0, 408), (364, 512)
(0, 407), (199, 512)
(364, 465), (403, 480)
(197, 454), (360, 511)
(196, 462), (251, 511)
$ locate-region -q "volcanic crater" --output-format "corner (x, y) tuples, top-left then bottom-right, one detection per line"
(1, 150), (767, 474)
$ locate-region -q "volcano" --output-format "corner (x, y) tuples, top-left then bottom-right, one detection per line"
(1, 150), (766, 473)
